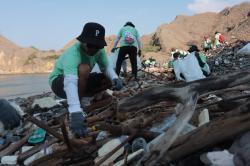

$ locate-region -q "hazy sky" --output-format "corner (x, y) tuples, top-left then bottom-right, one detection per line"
(0, 0), (248, 50)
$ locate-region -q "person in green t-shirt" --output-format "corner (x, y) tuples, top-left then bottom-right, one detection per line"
(48, 22), (122, 137)
(203, 36), (212, 52)
(188, 45), (211, 77)
(111, 22), (142, 80)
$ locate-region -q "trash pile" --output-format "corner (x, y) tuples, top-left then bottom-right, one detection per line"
(208, 41), (250, 76)
(0, 42), (250, 166)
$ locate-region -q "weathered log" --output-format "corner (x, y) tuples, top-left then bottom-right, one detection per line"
(0, 133), (31, 157)
(17, 138), (58, 162)
(85, 96), (113, 113)
(161, 101), (250, 163)
(137, 94), (198, 165)
(87, 109), (114, 124)
(119, 70), (250, 112)
(199, 84), (250, 98)
(118, 70), (250, 165)
(96, 122), (159, 140)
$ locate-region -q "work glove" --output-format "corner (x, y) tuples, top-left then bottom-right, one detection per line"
(112, 78), (123, 90)
(0, 99), (21, 133)
(111, 48), (116, 53)
(138, 50), (142, 57)
(69, 111), (88, 137)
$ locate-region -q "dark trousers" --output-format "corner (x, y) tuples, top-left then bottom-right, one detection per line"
(51, 73), (112, 99)
(116, 46), (137, 78)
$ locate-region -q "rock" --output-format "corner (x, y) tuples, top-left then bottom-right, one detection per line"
(32, 97), (58, 109)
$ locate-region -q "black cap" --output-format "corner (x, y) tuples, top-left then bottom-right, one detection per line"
(77, 22), (107, 48)
(188, 45), (200, 52)
(124, 21), (135, 28)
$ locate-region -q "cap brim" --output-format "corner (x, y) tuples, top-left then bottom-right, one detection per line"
(77, 36), (107, 48)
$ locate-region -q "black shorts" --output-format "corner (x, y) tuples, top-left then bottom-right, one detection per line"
(51, 73), (112, 99)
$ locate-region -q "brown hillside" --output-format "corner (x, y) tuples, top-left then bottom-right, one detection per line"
(150, 2), (250, 53)
(0, 35), (59, 74)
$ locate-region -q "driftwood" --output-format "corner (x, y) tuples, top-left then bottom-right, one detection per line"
(17, 138), (58, 162)
(137, 94), (198, 166)
(0, 133), (31, 157)
(118, 70), (250, 165)
(164, 100), (250, 162)
(119, 70), (250, 112)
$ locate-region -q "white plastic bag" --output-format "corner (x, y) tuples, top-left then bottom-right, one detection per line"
(91, 48), (142, 73)
(237, 43), (250, 55)
(173, 52), (205, 82)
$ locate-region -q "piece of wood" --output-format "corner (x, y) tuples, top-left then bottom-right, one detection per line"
(119, 70), (250, 113)
(87, 109), (114, 124)
(0, 133), (31, 157)
(96, 122), (159, 140)
(161, 101), (250, 163)
(85, 96), (113, 113)
(94, 132), (137, 166)
(137, 94), (198, 165)
(17, 138), (58, 162)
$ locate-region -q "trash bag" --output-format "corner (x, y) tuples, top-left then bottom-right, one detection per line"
(0, 99), (21, 131)
(173, 52), (205, 82)
(237, 43), (250, 56)
(91, 48), (142, 73)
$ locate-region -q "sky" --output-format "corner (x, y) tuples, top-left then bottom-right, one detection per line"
(0, 0), (248, 50)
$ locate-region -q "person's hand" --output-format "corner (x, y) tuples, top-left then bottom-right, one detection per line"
(0, 99), (21, 133)
(69, 111), (87, 137)
(111, 48), (116, 53)
(112, 78), (123, 90)
(138, 50), (142, 57)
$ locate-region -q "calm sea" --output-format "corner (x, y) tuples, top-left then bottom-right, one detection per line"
(0, 74), (51, 99)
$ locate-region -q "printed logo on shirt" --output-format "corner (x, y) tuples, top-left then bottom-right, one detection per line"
(124, 31), (135, 44)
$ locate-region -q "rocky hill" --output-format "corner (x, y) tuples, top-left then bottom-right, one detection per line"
(0, 35), (59, 74)
(151, 2), (250, 53)
(0, 2), (249, 74)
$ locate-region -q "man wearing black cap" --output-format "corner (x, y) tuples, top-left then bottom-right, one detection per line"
(49, 22), (122, 137)
(111, 22), (142, 80)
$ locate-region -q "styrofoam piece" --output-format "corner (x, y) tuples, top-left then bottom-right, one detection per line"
(198, 109), (210, 127)
(114, 149), (144, 166)
(95, 138), (124, 166)
(1, 155), (18, 165)
(21, 146), (34, 153)
(32, 97), (58, 109)
(200, 150), (234, 166)
(24, 147), (53, 166)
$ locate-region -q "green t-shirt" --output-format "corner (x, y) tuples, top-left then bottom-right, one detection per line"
(117, 26), (139, 48)
(48, 42), (108, 86)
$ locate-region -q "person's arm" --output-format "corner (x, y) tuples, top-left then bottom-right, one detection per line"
(113, 29), (122, 49)
(194, 52), (205, 68)
(135, 29), (142, 57)
(62, 51), (87, 137)
(136, 29), (142, 50)
(97, 49), (118, 80)
(63, 74), (81, 113)
(62, 52), (82, 114)
(97, 49), (122, 90)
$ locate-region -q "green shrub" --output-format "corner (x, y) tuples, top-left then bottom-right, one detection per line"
(43, 54), (59, 60)
(23, 53), (37, 65)
(143, 44), (160, 52)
